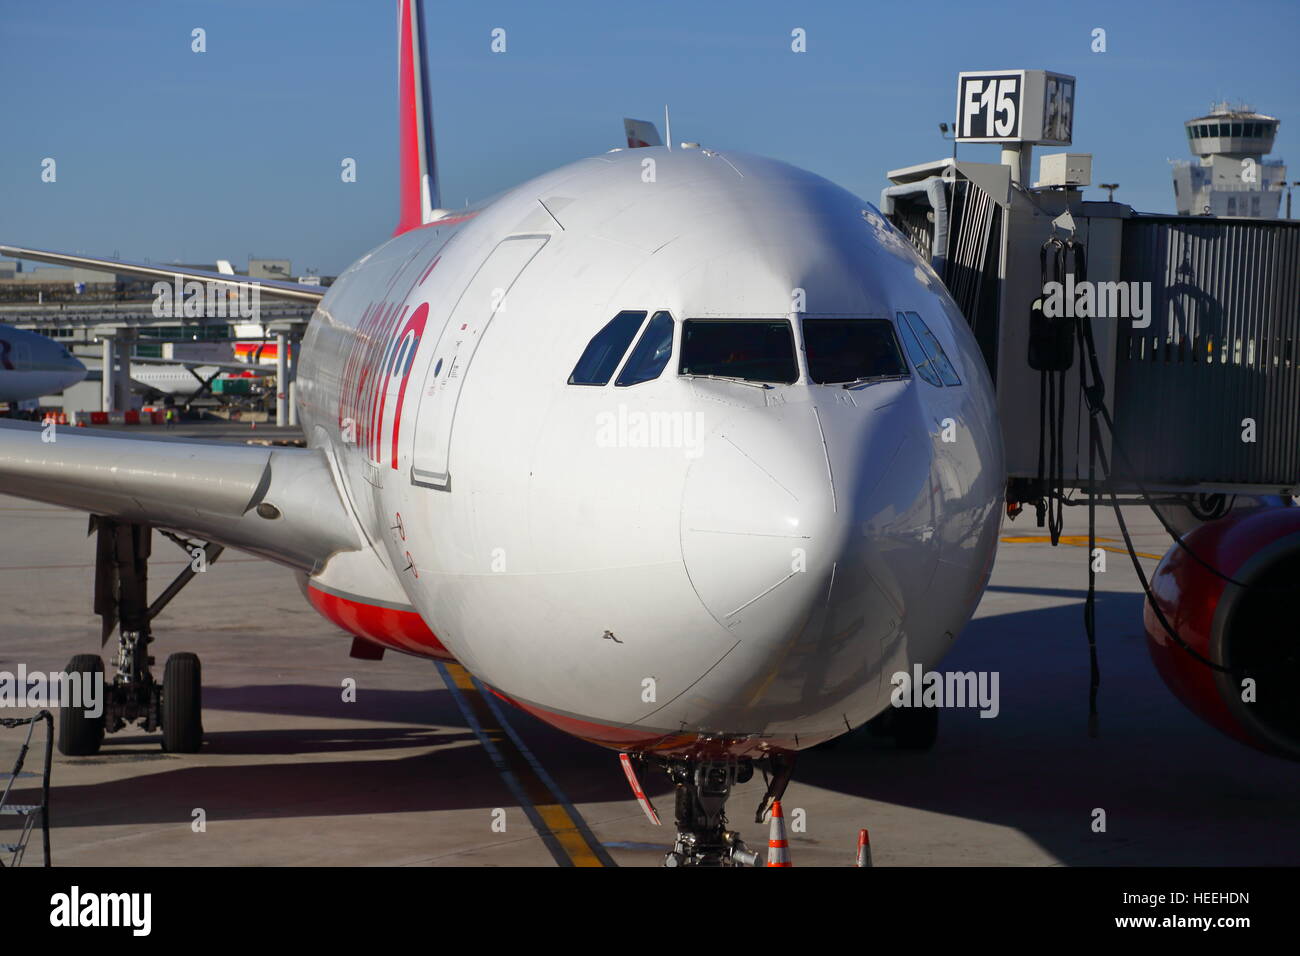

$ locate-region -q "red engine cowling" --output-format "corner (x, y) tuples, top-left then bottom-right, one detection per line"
(1145, 506), (1300, 760)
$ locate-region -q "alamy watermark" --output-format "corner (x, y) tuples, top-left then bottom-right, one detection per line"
(595, 404), (706, 456)
(0, 665), (103, 718)
(50, 886), (150, 936)
(1042, 274), (1151, 329)
(890, 664), (1000, 718)
(152, 277), (260, 321)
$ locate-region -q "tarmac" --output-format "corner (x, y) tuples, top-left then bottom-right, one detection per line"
(1, 422), (1297, 867)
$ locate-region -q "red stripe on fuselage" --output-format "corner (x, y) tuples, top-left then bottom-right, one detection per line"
(305, 583), (455, 661)
(481, 687), (717, 754)
(483, 688), (825, 757)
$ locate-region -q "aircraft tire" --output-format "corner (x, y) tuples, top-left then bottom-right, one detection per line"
(161, 653), (203, 753)
(58, 654), (106, 756)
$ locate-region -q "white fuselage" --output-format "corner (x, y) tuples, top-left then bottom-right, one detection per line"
(296, 147), (1005, 755)
(125, 364), (235, 398)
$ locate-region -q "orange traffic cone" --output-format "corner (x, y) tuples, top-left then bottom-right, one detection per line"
(766, 799), (791, 867)
(856, 828), (872, 867)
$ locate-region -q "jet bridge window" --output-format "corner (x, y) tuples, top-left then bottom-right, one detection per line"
(803, 318), (908, 385)
(568, 310), (647, 385)
(616, 311), (674, 386)
(679, 320), (797, 384)
(896, 311), (961, 387)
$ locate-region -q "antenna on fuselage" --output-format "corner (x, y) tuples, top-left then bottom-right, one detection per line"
(665, 104), (672, 151)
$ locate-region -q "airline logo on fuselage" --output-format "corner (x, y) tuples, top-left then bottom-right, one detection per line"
(338, 256), (439, 469)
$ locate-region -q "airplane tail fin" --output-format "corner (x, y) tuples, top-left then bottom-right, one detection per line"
(394, 0), (441, 235)
(623, 118), (663, 149)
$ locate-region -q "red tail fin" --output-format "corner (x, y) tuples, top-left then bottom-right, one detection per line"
(394, 0), (440, 236)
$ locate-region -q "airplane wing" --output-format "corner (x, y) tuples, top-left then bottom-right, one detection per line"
(0, 420), (358, 572)
(0, 245), (325, 304)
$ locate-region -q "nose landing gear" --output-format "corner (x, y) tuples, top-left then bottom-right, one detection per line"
(638, 752), (795, 867)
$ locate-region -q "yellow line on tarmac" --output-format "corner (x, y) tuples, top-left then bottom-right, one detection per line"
(439, 661), (612, 867)
(1000, 534), (1163, 561)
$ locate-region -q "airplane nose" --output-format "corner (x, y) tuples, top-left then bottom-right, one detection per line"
(679, 394), (940, 727)
(680, 403), (841, 647)
(62, 353), (88, 387)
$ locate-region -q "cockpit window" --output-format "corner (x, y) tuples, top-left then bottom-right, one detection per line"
(569, 310), (646, 385)
(616, 311), (674, 386)
(898, 311), (961, 386)
(679, 320), (797, 384)
(896, 316), (941, 386)
(803, 318), (908, 385)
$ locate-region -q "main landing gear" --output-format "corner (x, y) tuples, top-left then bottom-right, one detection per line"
(632, 752), (795, 867)
(58, 517), (221, 757)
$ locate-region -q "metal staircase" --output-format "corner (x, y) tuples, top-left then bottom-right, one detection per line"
(1, 711), (53, 867)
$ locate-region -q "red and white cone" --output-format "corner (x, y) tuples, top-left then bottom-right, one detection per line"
(856, 828), (872, 867)
(766, 799), (791, 867)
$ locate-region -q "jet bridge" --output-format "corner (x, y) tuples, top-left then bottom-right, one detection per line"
(882, 155), (1300, 500)
(882, 71), (1300, 765)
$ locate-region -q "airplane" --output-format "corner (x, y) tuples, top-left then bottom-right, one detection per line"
(0, 323), (87, 406)
(97, 356), (267, 403)
(231, 340), (290, 366)
(1, 0), (1296, 867)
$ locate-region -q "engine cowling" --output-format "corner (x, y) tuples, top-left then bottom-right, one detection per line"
(1145, 506), (1300, 760)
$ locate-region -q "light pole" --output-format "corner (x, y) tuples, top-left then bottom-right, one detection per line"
(939, 122), (957, 161)
(1100, 182), (1120, 202)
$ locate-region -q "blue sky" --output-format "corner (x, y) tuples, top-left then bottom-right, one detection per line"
(2, 0), (1296, 276)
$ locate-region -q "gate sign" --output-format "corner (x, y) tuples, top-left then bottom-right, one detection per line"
(955, 70), (1075, 146)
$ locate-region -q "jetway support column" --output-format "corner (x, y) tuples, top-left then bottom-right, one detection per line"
(115, 335), (134, 413)
(275, 331), (288, 427)
(287, 330), (298, 428)
(100, 332), (133, 413)
(100, 336), (114, 412)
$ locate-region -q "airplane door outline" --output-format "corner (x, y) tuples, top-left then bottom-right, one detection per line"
(410, 234), (549, 489)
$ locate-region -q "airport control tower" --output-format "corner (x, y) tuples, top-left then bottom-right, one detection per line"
(1172, 102), (1286, 217)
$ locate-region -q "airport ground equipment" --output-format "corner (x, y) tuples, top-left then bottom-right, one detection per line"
(0, 710), (52, 866)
